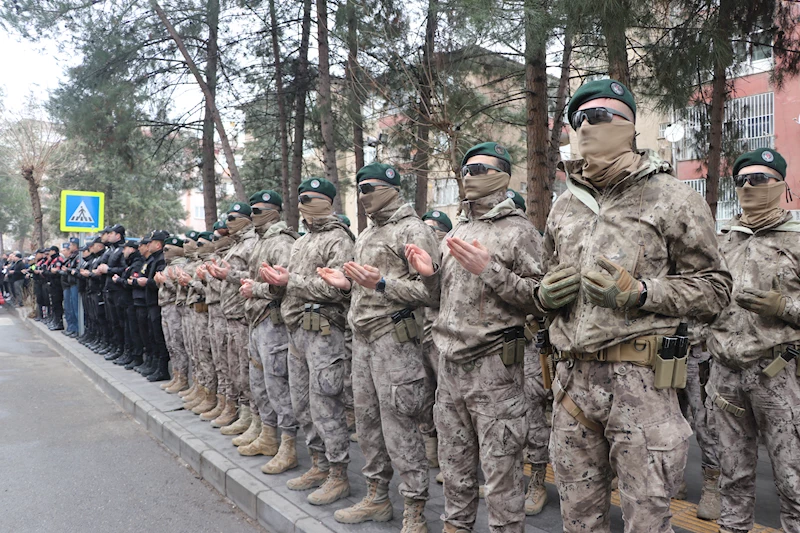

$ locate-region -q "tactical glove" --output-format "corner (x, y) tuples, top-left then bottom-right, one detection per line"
(582, 256), (642, 309)
(537, 264), (581, 310)
(735, 278), (787, 318)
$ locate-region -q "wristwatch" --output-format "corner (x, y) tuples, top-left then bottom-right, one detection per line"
(637, 281), (648, 307)
(375, 277), (386, 293)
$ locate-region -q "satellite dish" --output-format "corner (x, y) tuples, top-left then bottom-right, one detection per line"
(664, 122), (686, 143)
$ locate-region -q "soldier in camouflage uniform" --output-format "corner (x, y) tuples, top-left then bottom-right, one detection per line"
(317, 163), (440, 532)
(172, 231), (205, 409)
(406, 142), (545, 533)
(155, 237), (189, 391)
(236, 190), (300, 470)
(207, 203), (258, 436)
(706, 148), (800, 533)
(538, 80), (732, 533)
(260, 178), (354, 506)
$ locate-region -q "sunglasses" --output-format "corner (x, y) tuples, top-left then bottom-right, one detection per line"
(357, 183), (394, 194)
(461, 163), (504, 178)
(251, 206), (277, 215)
(299, 194), (313, 204)
(570, 107), (631, 129)
(734, 172), (779, 188)
(227, 214), (245, 222)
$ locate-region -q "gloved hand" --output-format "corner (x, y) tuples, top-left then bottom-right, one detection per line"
(537, 263), (581, 310)
(582, 256), (642, 309)
(735, 278), (786, 317)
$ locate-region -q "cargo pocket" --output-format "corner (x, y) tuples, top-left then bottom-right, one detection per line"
(642, 417), (692, 498)
(390, 365), (427, 417)
(316, 358), (345, 397)
(266, 346), (289, 377)
(475, 394), (527, 457)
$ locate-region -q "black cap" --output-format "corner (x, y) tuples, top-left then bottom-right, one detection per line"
(91, 237), (105, 245)
(110, 223), (126, 235)
(80, 245), (89, 252)
(140, 237), (152, 245)
(101, 226), (112, 234)
(69, 237), (80, 245)
(150, 230), (170, 242)
(49, 245), (60, 253)
(124, 239), (139, 248)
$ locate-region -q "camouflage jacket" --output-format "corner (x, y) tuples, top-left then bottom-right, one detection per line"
(543, 152), (733, 353)
(157, 256), (187, 307)
(182, 255), (204, 306)
(348, 201), (441, 343)
(423, 191), (545, 364)
(280, 215), (355, 332)
(220, 225), (257, 320)
(194, 237), (232, 306)
(708, 213), (800, 368)
(247, 221), (297, 327)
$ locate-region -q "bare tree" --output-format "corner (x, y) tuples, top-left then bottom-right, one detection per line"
(316, 0), (342, 213)
(269, 0), (292, 228)
(202, 0), (220, 228)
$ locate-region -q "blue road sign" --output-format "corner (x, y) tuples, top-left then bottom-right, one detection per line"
(60, 190), (105, 233)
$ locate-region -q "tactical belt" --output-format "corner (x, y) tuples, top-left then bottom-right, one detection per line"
(556, 335), (662, 366)
(708, 386), (745, 418)
(250, 356), (264, 370)
(194, 302), (209, 313)
(302, 303), (331, 335)
(552, 377), (604, 433)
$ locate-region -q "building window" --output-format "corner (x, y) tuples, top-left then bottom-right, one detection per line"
(658, 122), (669, 139)
(193, 205), (205, 220)
(433, 178), (460, 206)
(674, 92), (774, 161)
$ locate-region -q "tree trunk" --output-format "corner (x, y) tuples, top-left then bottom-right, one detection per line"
(413, 0), (437, 216)
(202, 0), (219, 229)
(547, 27), (572, 184)
(269, 0), (292, 223)
(23, 168), (44, 248)
(525, 0), (551, 232)
(706, 58), (728, 222)
(0, 232), (4, 253)
(601, 0), (630, 87)
(346, 0), (366, 232)
(150, 0), (246, 201)
(289, 0), (312, 230)
(315, 0), (342, 213)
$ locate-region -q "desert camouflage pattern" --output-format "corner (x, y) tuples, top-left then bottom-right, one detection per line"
(162, 303), (189, 374)
(220, 225), (257, 320)
(543, 153), (732, 353)
(245, 221), (297, 327)
(208, 303), (231, 399)
(226, 317), (251, 406)
(288, 326), (350, 465)
(189, 308), (216, 389)
(678, 344), (718, 470)
(157, 256), (186, 307)
(250, 318), (298, 434)
(708, 214), (800, 368)
(523, 344), (550, 467)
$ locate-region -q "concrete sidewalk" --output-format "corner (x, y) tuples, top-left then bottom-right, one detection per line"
(15, 306), (555, 533)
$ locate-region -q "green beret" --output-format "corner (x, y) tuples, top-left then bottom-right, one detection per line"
(356, 163), (401, 186)
(213, 219), (227, 231)
(185, 230), (200, 241)
(421, 209), (453, 232)
(461, 142), (512, 170)
(298, 178), (336, 201)
(733, 148), (787, 179)
(228, 202), (252, 217)
(164, 236), (184, 247)
(567, 79), (637, 127)
(336, 214), (351, 227)
(505, 189), (526, 212)
(197, 231), (214, 242)
(249, 189), (283, 208)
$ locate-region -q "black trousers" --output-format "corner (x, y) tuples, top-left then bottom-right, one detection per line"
(147, 305), (167, 360)
(93, 291), (108, 341)
(50, 282), (63, 320)
(121, 296), (142, 356)
(106, 290), (125, 348)
(136, 304), (152, 357)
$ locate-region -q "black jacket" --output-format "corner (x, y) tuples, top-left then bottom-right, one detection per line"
(144, 249), (165, 307)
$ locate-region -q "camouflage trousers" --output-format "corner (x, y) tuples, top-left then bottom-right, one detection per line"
(189, 307), (216, 390)
(162, 304), (189, 374)
(181, 304), (198, 381)
(343, 327), (354, 411)
(551, 360), (691, 533)
(288, 326), (350, 465)
(436, 353), (527, 533)
(226, 318), (252, 407)
(208, 304), (231, 399)
(249, 319), (298, 435)
(523, 345), (550, 466)
(418, 337), (439, 438)
(708, 357), (800, 532)
(353, 331), (431, 500)
(677, 345), (718, 469)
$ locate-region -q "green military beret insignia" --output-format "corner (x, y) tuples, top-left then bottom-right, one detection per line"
(197, 231), (214, 242)
(298, 177), (336, 200)
(356, 162), (401, 186)
(164, 236), (184, 247)
(213, 219), (227, 231)
(506, 189), (526, 212)
(186, 231), (199, 241)
(733, 148), (787, 179)
(567, 79), (637, 127)
(421, 209), (453, 231)
(228, 202), (252, 216)
(461, 142), (512, 171)
(249, 189), (283, 208)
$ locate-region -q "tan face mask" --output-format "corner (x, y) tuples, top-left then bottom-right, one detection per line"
(163, 245), (184, 261)
(183, 240), (199, 255)
(360, 186), (399, 214)
(577, 120), (642, 188)
(464, 172), (511, 201)
(227, 216), (250, 234)
(298, 197), (333, 224)
(737, 181), (786, 229)
(252, 208), (281, 228)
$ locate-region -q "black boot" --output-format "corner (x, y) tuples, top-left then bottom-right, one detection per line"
(115, 350), (134, 366)
(125, 353), (143, 370)
(147, 354), (170, 382)
(137, 353), (155, 375)
(106, 346), (124, 361)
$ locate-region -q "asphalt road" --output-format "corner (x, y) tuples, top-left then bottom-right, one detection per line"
(0, 308), (265, 533)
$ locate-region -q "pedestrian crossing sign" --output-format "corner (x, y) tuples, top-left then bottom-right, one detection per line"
(60, 190), (104, 232)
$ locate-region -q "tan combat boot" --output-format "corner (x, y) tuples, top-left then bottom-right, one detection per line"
(697, 468), (721, 521)
(424, 436), (439, 468)
(211, 398), (239, 428)
(674, 478), (688, 500)
(200, 394), (226, 421)
(401, 498), (427, 533)
(287, 452), (329, 491)
(184, 386), (207, 410)
(262, 433), (299, 474)
(220, 405), (252, 435)
(232, 417), (262, 447)
(478, 485), (485, 499)
(435, 472), (443, 484)
(525, 465), (548, 516)
(307, 462), (350, 505)
(334, 480), (392, 524)
(161, 371), (178, 390)
(442, 523), (470, 533)
(179, 381), (198, 399)
(239, 424), (281, 457)
(192, 388), (218, 414)
(166, 373), (190, 394)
